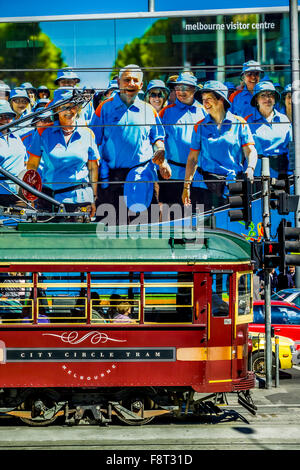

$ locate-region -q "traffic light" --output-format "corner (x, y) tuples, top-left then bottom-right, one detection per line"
(251, 240), (263, 270)
(227, 176), (252, 229)
(278, 219), (300, 273)
(263, 240), (281, 270)
(269, 176), (298, 215)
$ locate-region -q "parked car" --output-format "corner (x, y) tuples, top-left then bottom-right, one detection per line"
(249, 301), (300, 360)
(271, 288), (300, 307)
(249, 332), (296, 377)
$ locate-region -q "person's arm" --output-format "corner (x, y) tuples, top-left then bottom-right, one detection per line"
(88, 159), (98, 217)
(181, 149), (200, 205)
(152, 139), (171, 180)
(242, 144), (257, 182)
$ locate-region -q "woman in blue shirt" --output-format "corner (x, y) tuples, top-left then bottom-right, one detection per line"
(182, 81), (257, 210)
(246, 81), (292, 179)
(27, 89), (99, 216)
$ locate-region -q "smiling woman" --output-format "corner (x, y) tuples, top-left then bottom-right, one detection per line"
(26, 88), (100, 217)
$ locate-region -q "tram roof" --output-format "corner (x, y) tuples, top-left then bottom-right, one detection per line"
(0, 223), (251, 264)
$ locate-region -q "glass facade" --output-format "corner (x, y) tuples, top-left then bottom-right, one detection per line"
(0, 11), (293, 91)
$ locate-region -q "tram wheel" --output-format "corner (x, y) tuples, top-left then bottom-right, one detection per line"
(18, 393), (60, 426)
(116, 395), (155, 426)
(251, 352), (275, 378)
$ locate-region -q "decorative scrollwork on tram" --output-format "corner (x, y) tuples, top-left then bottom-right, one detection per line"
(42, 331), (127, 345)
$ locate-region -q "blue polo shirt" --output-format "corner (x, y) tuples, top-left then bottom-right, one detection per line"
(230, 88), (256, 118)
(246, 108), (292, 177)
(90, 92), (165, 170)
(0, 130), (26, 195)
(191, 110), (255, 178)
(159, 99), (206, 186)
(28, 121), (100, 204)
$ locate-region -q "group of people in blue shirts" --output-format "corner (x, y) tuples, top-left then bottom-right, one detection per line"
(0, 60), (293, 223)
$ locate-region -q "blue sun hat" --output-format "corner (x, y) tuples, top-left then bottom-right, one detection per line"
(250, 81), (280, 106)
(9, 88), (31, 103)
(282, 83), (291, 96)
(242, 60), (263, 75)
(224, 81), (236, 90)
(198, 80), (231, 107)
(51, 88), (74, 106)
(145, 79), (169, 97)
(0, 82), (11, 97)
(123, 163), (156, 212)
(37, 85), (50, 97)
(33, 98), (50, 110)
(175, 73), (199, 88)
(55, 70), (80, 85)
(0, 100), (16, 117)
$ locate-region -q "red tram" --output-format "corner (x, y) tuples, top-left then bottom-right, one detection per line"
(0, 222), (256, 425)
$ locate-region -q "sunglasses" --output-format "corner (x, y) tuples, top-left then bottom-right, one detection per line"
(174, 85), (194, 92)
(149, 92), (163, 98)
(245, 71), (260, 77)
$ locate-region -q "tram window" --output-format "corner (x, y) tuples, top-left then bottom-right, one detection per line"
(37, 272), (87, 323)
(144, 273), (193, 323)
(238, 273), (252, 316)
(211, 274), (230, 317)
(0, 272), (32, 323)
(90, 272), (141, 323)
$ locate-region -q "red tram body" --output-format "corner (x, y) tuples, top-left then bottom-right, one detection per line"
(0, 223), (256, 425)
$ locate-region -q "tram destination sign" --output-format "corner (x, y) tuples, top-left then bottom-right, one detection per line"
(2, 347), (176, 363)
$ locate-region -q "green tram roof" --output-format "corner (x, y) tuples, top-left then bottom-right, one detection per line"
(0, 223), (251, 265)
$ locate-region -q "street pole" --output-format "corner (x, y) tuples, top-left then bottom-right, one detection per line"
(290, 0), (300, 287)
(148, 0), (155, 12)
(262, 157), (273, 389)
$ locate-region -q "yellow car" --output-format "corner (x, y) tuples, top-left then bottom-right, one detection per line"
(249, 332), (296, 377)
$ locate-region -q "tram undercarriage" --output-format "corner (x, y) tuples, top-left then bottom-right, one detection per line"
(0, 386), (257, 426)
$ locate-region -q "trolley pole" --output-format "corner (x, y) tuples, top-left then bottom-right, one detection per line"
(290, 0), (300, 287)
(262, 157), (273, 389)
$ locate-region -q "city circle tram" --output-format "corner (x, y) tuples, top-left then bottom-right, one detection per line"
(0, 222), (256, 425)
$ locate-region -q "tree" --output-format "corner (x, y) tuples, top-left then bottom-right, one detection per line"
(0, 22), (67, 95)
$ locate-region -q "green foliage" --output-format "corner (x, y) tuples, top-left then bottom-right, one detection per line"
(0, 22), (67, 96)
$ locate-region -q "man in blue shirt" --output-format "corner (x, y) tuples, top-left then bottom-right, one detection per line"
(230, 60), (263, 118)
(90, 64), (171, 224)
(159, 73), (206, 208)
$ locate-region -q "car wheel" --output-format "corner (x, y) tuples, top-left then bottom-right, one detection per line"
(251, 351), (276, 378)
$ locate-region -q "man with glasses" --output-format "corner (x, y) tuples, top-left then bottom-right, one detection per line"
(158, 73), (206, 208)
(229, 60), (263, 118)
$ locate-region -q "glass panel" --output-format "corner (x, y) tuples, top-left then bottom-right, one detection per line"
(0, 272), (33, 323)
(144, 272), (193, 323)
(211, 273), (230, 317)
(37, 272), (86, 323)
(238, 273), (252, 316)
(90, 271), (140, 323)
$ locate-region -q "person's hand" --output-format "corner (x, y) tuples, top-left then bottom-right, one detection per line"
(152, 149), (165, 165)
(159, 161), (171, 179)
(182, 185), (191, 206)
(245, 167), (254, 183)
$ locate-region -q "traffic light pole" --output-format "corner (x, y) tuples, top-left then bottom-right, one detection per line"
(261, 157), (273, 389)
(290, 0), (300, 288)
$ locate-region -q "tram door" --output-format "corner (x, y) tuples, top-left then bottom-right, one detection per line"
(206, 272), (233, 383)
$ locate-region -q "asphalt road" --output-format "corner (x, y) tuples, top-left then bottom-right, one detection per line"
(1, 368), (300, 452)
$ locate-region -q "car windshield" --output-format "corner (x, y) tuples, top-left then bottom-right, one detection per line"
(271, 291), (290, 301)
